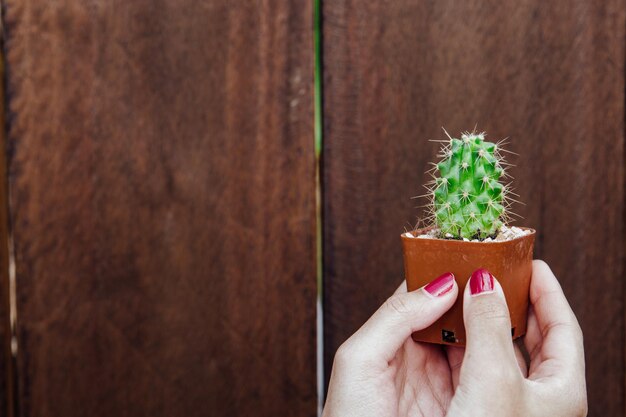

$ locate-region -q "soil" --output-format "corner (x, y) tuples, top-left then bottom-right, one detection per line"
(405, 225), (531, 242)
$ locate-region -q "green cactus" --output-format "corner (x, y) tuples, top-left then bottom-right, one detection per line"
(428, 131), (511, 240)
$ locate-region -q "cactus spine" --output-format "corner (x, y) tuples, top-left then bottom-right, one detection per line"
(428, 131), (511, 240)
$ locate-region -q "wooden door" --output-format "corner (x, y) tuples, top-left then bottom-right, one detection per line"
(0, 0), (624, 416)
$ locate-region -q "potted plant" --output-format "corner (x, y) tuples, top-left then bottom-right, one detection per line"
(401, 130), (535, 345)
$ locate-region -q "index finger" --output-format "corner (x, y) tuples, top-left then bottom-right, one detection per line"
(393, 280), (408, 295)
(525, 260), (584, 380)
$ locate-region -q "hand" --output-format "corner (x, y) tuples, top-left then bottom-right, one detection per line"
(322, 260), (587, 417)
(323, 271), (460, 417)
(446, 260), (587, 416)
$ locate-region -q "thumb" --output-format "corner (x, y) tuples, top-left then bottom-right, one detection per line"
(461, 268), (520, 381)
(345, 272), (458, 363)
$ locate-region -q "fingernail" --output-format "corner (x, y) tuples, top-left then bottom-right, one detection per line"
(469, 268), (495, 296)
(423, 272), (455, 297)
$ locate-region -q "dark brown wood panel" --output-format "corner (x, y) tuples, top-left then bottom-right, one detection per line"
(0, 39), (14, 417)
(3, 1), (316, 416)
(322, 1), (625, 415)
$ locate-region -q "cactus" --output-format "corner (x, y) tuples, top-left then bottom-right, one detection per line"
(427, 131), (512, 240)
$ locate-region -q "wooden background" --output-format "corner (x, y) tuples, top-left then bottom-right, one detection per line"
(2, 1), (317, 416)
(322, 1), (625, 416)
(0, 0), (622, 416)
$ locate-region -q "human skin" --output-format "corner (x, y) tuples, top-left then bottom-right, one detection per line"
(322, 260), (587, 417)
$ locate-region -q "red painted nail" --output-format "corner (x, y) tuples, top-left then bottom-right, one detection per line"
(469, 268), (495, 296)
(424, 272), (455, 297)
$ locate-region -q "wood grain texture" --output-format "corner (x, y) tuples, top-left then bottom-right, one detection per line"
(0, 37), (14, 417)
(3, 1), (316, 416)
(322, 1), (625, 415)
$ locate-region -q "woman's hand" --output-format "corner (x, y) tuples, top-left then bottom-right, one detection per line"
(323, 271), (460, 417)
(446, 260), (587, 416)
(322, 260), (587, 417)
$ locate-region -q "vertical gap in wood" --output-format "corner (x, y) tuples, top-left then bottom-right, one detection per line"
(621, 3), (626, 410)
(0, 3), (13, 416)
(314, 0), (324, 414)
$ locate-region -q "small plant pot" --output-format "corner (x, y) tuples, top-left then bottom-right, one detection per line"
(401, 227), (535, 345)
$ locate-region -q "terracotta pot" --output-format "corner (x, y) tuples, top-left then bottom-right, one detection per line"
(401, 227), (535, 346)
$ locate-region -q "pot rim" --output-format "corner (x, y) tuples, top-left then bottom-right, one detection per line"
(402, 226), (536, 245)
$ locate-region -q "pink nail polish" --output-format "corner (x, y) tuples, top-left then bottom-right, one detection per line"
(424, 272), (455, 297)
(469, 268), (495, 296)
